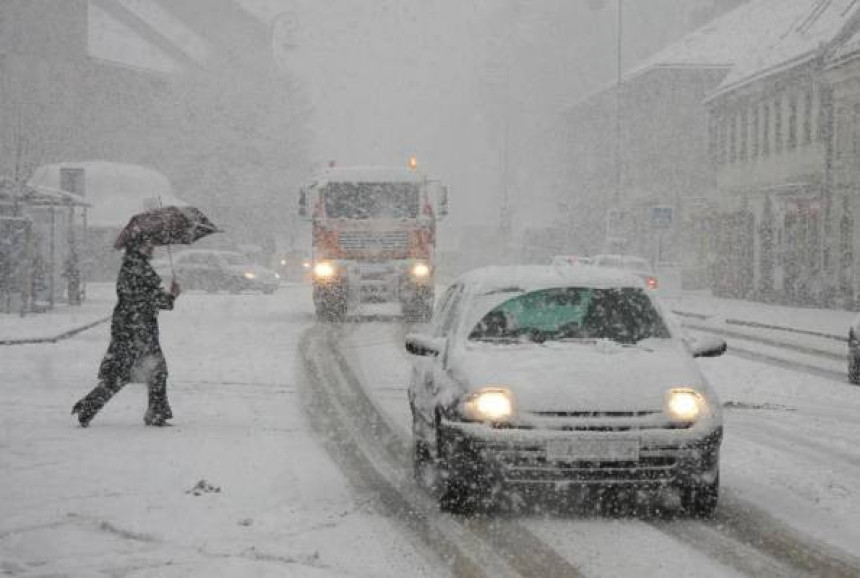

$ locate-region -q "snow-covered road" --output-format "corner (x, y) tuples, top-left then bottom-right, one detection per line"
(4, 286), (860, 577)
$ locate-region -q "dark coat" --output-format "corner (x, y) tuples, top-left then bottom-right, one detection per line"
(98, 250), (175, 386)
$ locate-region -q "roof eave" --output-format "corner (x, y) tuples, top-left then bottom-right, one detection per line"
(704, 52), (818, 104)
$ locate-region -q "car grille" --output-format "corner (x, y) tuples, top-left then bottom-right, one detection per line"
(477, 442), (679, 484)
(339, 231), (409, 251)
(516, 410), (692, 432)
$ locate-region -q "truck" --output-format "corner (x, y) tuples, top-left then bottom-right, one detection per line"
(298, 164), (448, 322)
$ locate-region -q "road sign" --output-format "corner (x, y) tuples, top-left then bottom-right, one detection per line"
(649, 206), (673, 229)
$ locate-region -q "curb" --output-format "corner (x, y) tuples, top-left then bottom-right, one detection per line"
(0, 315), (111, 346)
(672, 310), (845, 342)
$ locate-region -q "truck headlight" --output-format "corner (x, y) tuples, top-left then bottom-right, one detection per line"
(411, 263), (431, 278)
(462, 387), (514, 422)
(665, 388), (706, 423)
(243, 271), (257, 280)
(313, 262), (336, 279)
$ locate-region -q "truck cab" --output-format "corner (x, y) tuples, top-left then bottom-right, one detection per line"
(299, 165), (448, 322)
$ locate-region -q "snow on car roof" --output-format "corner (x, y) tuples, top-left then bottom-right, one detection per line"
(454, 265), (645, 295)
(311, 166), (425, 184)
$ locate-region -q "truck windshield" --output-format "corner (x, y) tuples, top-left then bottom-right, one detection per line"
(322, 183), (420, 219)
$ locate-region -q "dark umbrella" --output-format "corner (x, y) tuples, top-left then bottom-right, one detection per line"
(114, 206), (220, 250)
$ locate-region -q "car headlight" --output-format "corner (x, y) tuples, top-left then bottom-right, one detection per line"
(275, 273), (281, 279)
(313, 261), (336, 279)
(665, 388), (706, 423)
(411, 262), (431, 278)
(243, 271), (257, 280)
(462, 387), (514, 422)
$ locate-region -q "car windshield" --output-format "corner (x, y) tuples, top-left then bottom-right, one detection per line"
(322, 182), (420, 219)
(468, 287), (670, 344)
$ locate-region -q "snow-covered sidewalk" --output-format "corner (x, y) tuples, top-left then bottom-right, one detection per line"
(0, 286), (448, 577)
(0, 283), (115, 344)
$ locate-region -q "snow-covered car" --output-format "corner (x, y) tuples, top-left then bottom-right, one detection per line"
(152, 250), (280, 294)
(592, 254), (658, 289)
(406, 265), (726, 516)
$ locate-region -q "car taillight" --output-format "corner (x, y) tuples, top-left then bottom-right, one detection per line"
(647, 277), (658, 289)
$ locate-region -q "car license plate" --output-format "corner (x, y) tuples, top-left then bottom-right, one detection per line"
(546, 438), (639, 462)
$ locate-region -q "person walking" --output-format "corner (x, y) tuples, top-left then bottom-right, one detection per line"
(71, 239), (181, 427)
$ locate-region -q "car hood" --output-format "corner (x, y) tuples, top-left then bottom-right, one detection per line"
(448, 339), (708, 413)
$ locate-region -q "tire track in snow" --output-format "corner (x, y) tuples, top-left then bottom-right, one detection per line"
(300, 326), (515, 578)
(729, 415), (860, 475)
(301, 324), (585, 578)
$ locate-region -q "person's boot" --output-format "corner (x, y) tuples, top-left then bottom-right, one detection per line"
(143, 406), (169, 426)
(145, 374), (172, 426)
(70, 382), (115, 427)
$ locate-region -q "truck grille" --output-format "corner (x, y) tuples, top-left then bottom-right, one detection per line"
(339, 231), (409, 251)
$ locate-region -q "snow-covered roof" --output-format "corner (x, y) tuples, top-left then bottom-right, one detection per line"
(311, 166), (426, 184)
(830, 19), (860, 63)
(561, 0), (785, 112)
(624, 1), (786, 80)
(454, 265), (644, 295)
(712, 0), (860, 96)
(28, 161), (188, 227)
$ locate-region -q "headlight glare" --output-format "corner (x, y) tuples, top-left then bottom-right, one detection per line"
(463, 387), (514, 422)
(244, 271), (257, 280)
(665, 388), (705, 422)
(411, 263), (431, 278)
(313, 262), (336, 279)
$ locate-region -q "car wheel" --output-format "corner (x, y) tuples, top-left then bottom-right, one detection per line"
(849, 351), (860, 385)
(679, 472), (719, 518)
(437, 428), (487, 515)
(314, 287), (347, 322)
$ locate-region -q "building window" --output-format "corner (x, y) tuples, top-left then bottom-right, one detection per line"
(788, 93), (798, 150)
(803, 90), (813, 145)
(740, 107), (749, 161)
(853, 104), (860, 161)
(819, 87), (832, 144)
(762, 103), (771, 156)
(751, 105), (760, 157)
(774, 96), (784, 153)
(729, 112), (737, 163)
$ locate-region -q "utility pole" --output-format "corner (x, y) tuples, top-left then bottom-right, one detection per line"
(614, 0), (623, 206)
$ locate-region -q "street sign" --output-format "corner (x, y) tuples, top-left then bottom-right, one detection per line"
(649, 206), (673, 229)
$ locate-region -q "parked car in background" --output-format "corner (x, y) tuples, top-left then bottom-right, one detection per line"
(551, 255), (593, 267)
(152, 249), (280, 294)
(277, 250), (312, 282)
(592, 254), (658, 289)
(406, 265), (726, 516)
(848, 317), (860, 384)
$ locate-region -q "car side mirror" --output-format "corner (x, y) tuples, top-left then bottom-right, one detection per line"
(405, 334), (445, 357)
(689, 334), (727, 358)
